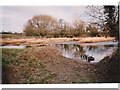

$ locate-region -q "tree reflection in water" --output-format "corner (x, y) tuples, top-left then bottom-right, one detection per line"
(55, 43), (117, 63)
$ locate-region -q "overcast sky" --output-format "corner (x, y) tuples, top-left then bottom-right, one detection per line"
(1, 6), (92, 33)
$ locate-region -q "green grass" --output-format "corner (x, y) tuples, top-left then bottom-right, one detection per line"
(2, 48), (55, 84)
(2, 48), (22, 66)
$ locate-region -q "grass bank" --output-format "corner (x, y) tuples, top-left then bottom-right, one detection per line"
(95, 49), (119, 82)
(2, 46), (99, 84)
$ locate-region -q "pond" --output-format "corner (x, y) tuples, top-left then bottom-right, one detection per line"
(53, 41), (118, 63)
(1, 41), (118, 63)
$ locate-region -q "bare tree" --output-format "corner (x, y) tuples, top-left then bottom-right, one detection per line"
(24, 15), (57, 36)
(86, 6), (105, 30)
(86, 5), (118, 35)
(57, 19), (71, 37)
(73, 19), (86, 37)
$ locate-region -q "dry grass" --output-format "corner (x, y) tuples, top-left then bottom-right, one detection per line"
(1, 38), (71, 46)
(79, 37), (115, 43)
(1, 37), (115, 46)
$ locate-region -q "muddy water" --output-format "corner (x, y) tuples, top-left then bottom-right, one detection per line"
(54, 41), (118, 63)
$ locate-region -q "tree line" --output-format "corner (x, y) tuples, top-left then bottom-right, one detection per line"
(23, 6), (119, 39)
(23, 15), (103, 38)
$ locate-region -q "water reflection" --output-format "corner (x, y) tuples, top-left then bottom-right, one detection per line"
(54, 41), (117, 63)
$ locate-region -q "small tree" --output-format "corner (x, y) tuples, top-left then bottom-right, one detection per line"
(57, 19), (70, 37)
(73, 19), (85, 37)
(86, 25), (99, 37)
